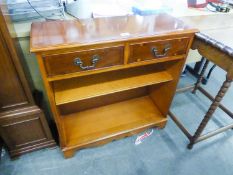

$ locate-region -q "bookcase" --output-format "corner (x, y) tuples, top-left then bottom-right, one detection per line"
(30, 14), (197, 158)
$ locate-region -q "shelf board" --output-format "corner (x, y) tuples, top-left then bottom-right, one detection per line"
(55, 70), (173, 105)
(63, 96), (167, 149)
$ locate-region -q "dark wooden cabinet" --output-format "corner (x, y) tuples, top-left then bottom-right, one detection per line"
(0, 6), (56, 158)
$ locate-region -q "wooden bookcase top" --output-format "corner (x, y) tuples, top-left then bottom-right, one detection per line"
(30, 14), (197, 53)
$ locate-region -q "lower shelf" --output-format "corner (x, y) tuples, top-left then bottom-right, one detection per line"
(62, 96), (167, 150)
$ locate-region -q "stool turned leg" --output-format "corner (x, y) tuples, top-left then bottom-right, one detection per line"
(188, 76), (233, 149)
(192, 59), (210, 94)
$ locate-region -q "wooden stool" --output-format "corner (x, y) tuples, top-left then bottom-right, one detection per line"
(169, 33), (233, 149)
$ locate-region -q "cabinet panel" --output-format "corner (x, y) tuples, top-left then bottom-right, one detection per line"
(0, 34), (28, 111)
(0, 111), (44, 149)
(0, 106), (55, 157)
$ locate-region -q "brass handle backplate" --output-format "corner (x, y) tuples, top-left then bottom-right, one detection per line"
(151, 44), (171, 58)
(74, 55), (100, 70)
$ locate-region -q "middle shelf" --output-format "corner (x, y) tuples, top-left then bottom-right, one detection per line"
(54, 64), (173, 105)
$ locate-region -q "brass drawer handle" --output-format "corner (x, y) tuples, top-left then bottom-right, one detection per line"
(74, 55), (100, 70)
(151, 44), (171, 58)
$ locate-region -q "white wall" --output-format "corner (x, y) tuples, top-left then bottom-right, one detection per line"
(65, 0), (134, 18)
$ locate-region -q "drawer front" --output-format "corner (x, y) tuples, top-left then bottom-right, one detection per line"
(128, 38), (190, 63)
(44, 46), (124, 76)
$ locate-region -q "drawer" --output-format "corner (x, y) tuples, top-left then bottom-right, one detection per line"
(44, 46), (124, 76)
(128, 38), (190, 63)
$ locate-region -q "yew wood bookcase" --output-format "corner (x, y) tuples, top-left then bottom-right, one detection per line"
(30, 14), (197, 158)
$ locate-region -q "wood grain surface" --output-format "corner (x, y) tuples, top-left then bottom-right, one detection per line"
(30, 14), (197, 52)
